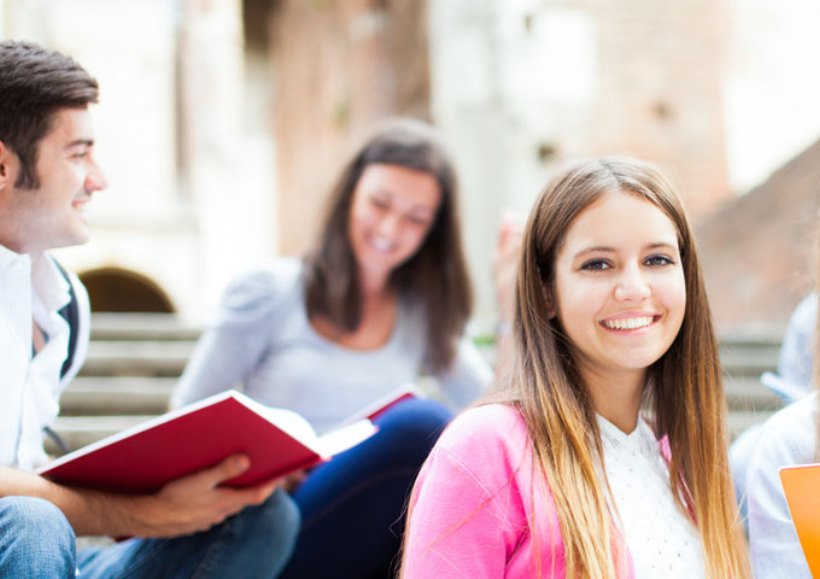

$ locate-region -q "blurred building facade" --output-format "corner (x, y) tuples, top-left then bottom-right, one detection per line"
(1, 0), (818, 331)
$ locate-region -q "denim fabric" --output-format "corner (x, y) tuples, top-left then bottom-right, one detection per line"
(280, 397), (453, 579)
(1, 489), (298, 579)
(0, 496), (76, 578)
(77, 488), (299, 579)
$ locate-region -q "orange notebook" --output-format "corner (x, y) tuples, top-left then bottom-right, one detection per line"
(38, 390), (377, 494)
(779, 463), (820, 576)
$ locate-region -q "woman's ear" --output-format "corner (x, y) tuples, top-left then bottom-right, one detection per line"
(541, 283), (557, 319)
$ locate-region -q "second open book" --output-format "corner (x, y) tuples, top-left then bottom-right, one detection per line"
(38, 386), (420, 494)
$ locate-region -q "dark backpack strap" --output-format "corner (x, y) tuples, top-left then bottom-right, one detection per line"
(53, 259), (79, 380)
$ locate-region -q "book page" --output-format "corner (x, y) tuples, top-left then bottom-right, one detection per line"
(237, 393), (317, 445)
(316, 420), (377, 458)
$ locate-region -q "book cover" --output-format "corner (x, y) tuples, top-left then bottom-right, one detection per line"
(779, 463), (820, 576)
(38, 390), (376, 494)
(337, 383), (424, 426)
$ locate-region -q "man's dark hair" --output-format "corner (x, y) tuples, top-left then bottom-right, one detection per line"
(0, 40), (99, 189)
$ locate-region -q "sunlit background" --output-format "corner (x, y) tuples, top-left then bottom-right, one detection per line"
(3, 0), (819, 333)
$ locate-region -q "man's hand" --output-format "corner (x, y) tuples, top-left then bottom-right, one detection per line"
(131, 454), (281, 538)
(1, 456), (281, 539)
(282, 470), (308, 493)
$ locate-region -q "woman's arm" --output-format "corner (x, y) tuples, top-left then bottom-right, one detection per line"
(402, 405), (553, 578)
(172, 268), (284, 408)
(402, 446), (511, 578)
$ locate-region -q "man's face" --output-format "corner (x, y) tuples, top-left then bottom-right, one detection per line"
(0, 107), (107, 254)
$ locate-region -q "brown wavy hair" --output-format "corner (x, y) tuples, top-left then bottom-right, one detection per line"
(303, 118), (472, 372)
(507, 157), (749, 577)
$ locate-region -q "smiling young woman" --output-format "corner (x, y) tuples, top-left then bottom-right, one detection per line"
(173, 119), (501, 578)
(402, 157), (750, 579)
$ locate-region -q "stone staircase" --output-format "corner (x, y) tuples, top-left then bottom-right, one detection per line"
(52, 314), (197, 452)
(50, 314), (787, 454)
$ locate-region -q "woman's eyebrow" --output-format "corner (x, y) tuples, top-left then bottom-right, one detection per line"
(572, 240), (678, 259)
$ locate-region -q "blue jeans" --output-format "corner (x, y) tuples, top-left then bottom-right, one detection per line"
(0, 496), (75, 578)
(280, 398), (453, 579)
(0, 489), (299, 579)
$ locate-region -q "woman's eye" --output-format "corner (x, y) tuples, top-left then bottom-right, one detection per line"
(645, 255), (674, 267)
(370, 197), (389, 210)
(406, 215), (431, 227)
(580, 259), (611, 271)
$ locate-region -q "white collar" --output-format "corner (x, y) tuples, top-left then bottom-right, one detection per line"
(31, 253), (71, 313)
(0, 244), (71, 313)
(0, 242), (30, 271)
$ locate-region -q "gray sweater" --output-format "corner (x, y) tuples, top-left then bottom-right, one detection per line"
(173, 259), (492, 433)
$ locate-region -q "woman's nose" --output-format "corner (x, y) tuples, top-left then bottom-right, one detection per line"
(375, 212), (401, 238)
(614, 266), (651, 302)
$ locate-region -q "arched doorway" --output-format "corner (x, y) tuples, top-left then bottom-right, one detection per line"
(80, 268), (175, 313)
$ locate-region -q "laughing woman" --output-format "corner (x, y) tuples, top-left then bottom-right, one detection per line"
(172, 119), (498, 578)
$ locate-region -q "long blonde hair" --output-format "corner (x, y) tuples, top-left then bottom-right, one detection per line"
(508, 157), (749, 577)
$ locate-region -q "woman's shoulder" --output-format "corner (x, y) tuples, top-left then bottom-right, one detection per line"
(216, 257), (304, 325)
(449, 402), (527, 430)
(435, 403), (531, 468)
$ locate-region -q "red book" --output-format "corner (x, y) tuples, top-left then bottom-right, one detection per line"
(37, 390), (377, 494)
(339, 383), (424, 425)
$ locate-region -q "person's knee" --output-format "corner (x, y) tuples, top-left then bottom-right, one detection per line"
(0, 497), (75, 576)
(0, 496), (74, 546)
(377, 399), (453, 453)
(263, 488), (301, 543)
(235, 489), (300, 572)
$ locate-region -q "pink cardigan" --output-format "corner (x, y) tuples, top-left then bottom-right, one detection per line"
(403, 404), (636, 578)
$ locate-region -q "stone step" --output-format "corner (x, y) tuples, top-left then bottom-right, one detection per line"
(90, 313), (202, 342)
(60, 377), (176, 416)
(46, 415), (154, 455)
(723, 376), (784, 412)
(80, 340), (195, 377)
(728, 409), (777, 439)
(60, 373), (782, 415)
(76, 342), (777, 379)
(718, 347), (779, 378)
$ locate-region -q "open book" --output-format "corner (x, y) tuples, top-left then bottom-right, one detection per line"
(38, 390), (379, 494)
(337, 383), (423, 426)
(779, 463), (820, 576)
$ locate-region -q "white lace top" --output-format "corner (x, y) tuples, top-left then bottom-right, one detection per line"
(597, 415), (706, 578)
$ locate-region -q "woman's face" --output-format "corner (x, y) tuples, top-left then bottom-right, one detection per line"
(348, 163), (442, 285)
(549, 191), (686, 386)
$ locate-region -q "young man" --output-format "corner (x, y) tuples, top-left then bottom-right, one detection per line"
(0, 40), (299, 577)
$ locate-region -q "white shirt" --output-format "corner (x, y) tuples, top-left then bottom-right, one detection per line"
(747, 393), (816, 578)
(597, 415), (706, 578)
(0, 244), (89, 470)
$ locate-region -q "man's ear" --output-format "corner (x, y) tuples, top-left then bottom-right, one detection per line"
(0, 141), (12, 190)
(541, 283), (557, 319)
